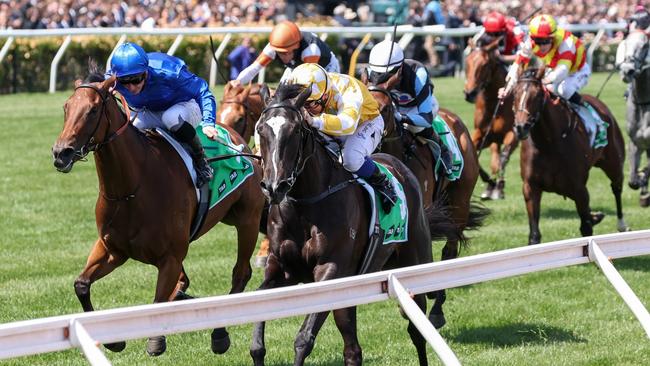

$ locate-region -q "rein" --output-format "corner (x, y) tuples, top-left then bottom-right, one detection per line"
(73, 84), (131, 159)
(74, 84), (142, 202)
(515, 77), (548, 128)
(261, 102), (355, 205)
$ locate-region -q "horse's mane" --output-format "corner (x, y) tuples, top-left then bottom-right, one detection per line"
(84, 59), (106, 83)
(520, 57), (545, 80)
(272, 83), (305, 104)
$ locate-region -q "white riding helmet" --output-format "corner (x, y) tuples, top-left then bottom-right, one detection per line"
(368, 40), (405, 74)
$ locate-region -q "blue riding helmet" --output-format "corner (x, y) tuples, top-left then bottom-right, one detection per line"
(111, 42), (149, 77)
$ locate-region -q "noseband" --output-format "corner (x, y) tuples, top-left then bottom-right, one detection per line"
(72, 84), (129, 160)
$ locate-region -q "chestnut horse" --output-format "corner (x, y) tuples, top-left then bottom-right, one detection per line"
(511, 65), (629, 244)
(251, 83), (455, 366)
(362, 69), (488, 328)
(52, 69), (265, 356)
(217, 81), (272, 267)
(464, 37), (518, 200)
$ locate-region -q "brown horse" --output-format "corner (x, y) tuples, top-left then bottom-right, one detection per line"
(511, 65), (629, 244)
(251, 83), (456, 366)
(216, 82), (269, 144)
(362, 69), (487, 329)
(51, 68), (265, 355)
(464, 37), (518, 200)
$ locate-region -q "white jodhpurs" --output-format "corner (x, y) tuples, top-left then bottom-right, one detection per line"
(339, 115), (385, 172)
(550, 62), (591, 99)
(132, 99), (202, 132)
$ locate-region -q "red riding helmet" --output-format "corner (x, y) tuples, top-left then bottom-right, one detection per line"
(484, 12), (507, 33)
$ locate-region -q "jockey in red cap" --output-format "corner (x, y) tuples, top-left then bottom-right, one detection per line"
(481, 11), (524, 63)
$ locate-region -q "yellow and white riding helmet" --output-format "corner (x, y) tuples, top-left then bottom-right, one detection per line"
(288, 63), (331, 102)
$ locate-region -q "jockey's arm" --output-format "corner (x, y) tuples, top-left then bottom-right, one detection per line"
(300, 43), (322, 64)
(311, 90), (362, 136)
(179, 68), (216, 128)
(501, 40), (533, 97)
(403, 67), (436, 127)
(544, 63), (570, 85)
(236, 44), (275, 84)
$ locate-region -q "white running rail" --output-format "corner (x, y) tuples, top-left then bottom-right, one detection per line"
(0, 230), (648, 365)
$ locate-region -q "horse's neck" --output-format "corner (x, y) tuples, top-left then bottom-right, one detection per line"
(484, 61), (507, 98)
(292, 141), (346, 199)
(532, 99), (579, 145)
(94, 112), (146, 196)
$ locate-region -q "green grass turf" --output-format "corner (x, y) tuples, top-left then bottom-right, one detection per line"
(0, 73), (648, 365)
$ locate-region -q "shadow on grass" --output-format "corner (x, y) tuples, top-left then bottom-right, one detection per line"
(613, 255), (650, 272)
(543, 206), (616, 220)
(448, 322), (586, 346)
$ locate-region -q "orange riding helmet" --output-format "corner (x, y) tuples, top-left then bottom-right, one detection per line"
(269, 21), (302, 52)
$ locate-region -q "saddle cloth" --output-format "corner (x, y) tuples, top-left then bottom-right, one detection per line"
(431, 115), (464, 181)
(358, 162), (409, 244)
(571, 102), (608, 149)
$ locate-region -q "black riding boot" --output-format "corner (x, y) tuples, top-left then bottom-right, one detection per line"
(367, 167), (397, 213)
(174, 121), (214, 188)
(417, 127), (453, 175)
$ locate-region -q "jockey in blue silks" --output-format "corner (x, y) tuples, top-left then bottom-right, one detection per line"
(108, 42), (215, 188)
(366, 40), (453, 175)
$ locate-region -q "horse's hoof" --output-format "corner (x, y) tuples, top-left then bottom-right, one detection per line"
(254, 255), (268, 268)
(629, 180), (641, 190)
(104, 341), (126, 352)
(429, 313), (446, 329)
(173, 290), (195, 301)
(480, 188), (493, 200)
(591, 211), (605, 225)
(211, 328), (231, 354)
(640, 193), (650, 207)
(490, 188), (504, 200)
(146, 336), (166, 356)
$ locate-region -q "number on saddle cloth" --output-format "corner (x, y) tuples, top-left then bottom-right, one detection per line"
(570, 102), (609, 149)
(431, 116), (464, 181)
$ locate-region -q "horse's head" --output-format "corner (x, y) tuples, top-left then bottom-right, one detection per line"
(217, 82), (260, 140)
(256, 83), (312, 204)
(511, 63), (547, 140)
(52, 69), (118, 173)
(619, 31), (649, 83)
(463, 37), (501, 103)
(361, 67), (401, 139)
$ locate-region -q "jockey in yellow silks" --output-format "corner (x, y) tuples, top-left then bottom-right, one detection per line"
(500, 14), (606, 147)
(287, 63), (397, 211)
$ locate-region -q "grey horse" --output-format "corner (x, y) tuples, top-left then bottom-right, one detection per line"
(617, 30), (650, 206)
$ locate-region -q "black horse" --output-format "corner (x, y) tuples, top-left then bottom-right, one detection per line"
(250, 83), (457, 366)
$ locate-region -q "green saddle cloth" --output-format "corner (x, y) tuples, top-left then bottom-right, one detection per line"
(583, 103), (609, 149)
(431, 115), (464, 181)
(196, 125), (255, 208)
(373, 163), (409, 244)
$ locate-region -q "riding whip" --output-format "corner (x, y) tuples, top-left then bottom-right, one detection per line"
(596, 68), (617, 99)
(209, 36), (230, 84)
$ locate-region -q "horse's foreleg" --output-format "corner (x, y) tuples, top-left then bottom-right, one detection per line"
(74, 239), (127, 352)
(523, 182), (542, 244)
(147, 255), (184, 357)
(408, 294), (430, 366)
(294, 262), (338, 366)
(332, 307), (362, 366)
(251, 253), (286, 366)
(628, 142), (643, 189)
(172, 266), (193, 300)
(572, 187), (595, 237)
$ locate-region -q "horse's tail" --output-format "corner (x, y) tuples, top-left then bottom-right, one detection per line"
(458, 200), (491, 248)
(424, 195), (461, 242)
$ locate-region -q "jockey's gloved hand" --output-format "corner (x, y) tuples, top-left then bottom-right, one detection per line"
(202, 125), (218, 140)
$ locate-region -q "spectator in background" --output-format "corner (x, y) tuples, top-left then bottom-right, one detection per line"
(227, 37), (257, 81)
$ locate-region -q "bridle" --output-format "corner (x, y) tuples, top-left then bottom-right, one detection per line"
(259, 102), (354, 205)
(71, 84), (130, 161)
(513, 77), (548, 131)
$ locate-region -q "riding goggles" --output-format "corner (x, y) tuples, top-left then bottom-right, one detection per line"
(532, 37), (552, 46)
(368, 66), (399, 85)
(117, 72), (146, 85)
(486, 31), (505, 38)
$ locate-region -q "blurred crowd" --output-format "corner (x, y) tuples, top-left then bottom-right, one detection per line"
(1, 0), (647, 77)
(1, 0), (646, 30)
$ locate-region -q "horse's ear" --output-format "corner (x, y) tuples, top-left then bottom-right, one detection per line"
(468, 37), (476, 49)
(259, 84), (272, 107)
(225, 81), (232, 93)
(295, 84), (313, 107)
(485, 37), (501, 53)
(74, 79), (83, 88)
(360, 67), (369, 85)
(100, 75), (116, 91)
(242, 83), (252, 99)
